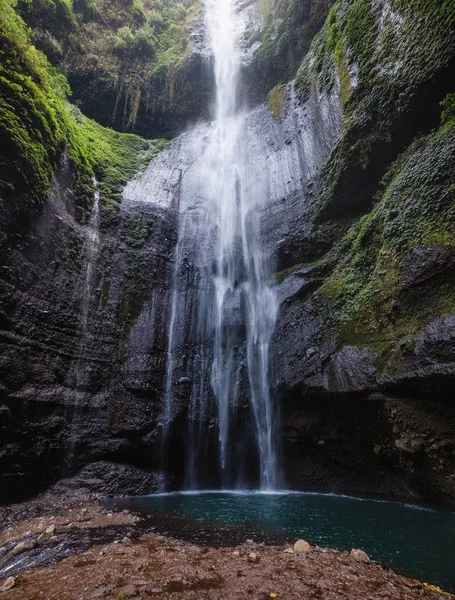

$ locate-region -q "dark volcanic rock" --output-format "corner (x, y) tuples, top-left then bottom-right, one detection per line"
(324, 347), (378, 393)
(401, 245), (455, 289)
(0, 154), (177, 504)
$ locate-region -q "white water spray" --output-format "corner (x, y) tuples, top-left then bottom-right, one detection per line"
(162, 0), (279, 490)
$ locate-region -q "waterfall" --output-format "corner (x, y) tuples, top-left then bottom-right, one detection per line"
(161, 0), (279, 490)
(65, 181), (100, 471)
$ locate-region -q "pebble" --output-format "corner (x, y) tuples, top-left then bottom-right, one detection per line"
(232, 550), (240, 556)
(350, 549), (370, 563)
(283, 548), (294, 554)
(116, 583), (138, 597)
(293, 539), (311, 553)
(12, 540), (36, 556)
(0, 577), (15, 592)
(247, 552), (260, 563)
(37, 524), (56, 542)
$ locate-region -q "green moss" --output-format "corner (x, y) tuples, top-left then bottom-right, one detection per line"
(441, 93), (455, 125)
(121, 212), (149, 247)
(249, 0), (332, 102)
(295, 0), (455, 224)
(0, 0), (166, 229)
(0, 0), (93, 220)
(69, 106), (167, 228)
(333, 38), (350, 106)
(320, 121), (455, 371)
(268, 84), (286, 120)
(117, 250), (149, 342)
(295, 13), (338, 104)
(342, 0), (376, 66)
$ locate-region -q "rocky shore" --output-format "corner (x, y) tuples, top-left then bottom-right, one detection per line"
(0, 499), (453, 600)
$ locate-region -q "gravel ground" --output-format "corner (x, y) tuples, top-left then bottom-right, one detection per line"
(0, 502), (453, 600)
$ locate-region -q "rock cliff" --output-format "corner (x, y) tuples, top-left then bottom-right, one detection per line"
(1, 0), (455, 505)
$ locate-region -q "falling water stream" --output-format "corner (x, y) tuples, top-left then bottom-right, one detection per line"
(162, 0), (279, 490)
(65, 181), (100, 470)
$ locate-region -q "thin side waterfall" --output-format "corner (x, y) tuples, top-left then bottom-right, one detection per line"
(65, 182), (100, 470)
(161, 0), (279, 490)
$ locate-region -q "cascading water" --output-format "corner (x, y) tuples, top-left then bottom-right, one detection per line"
(65, 181), (100, 470)
(161, 0), (279, 490)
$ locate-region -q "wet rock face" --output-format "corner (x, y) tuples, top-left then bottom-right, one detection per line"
(0, 156), (177, 504)
(281, 392), (455, 503)
(2, 0), (455, 506)
(273, 265), (455, 503)
(2, 78), (342, 502)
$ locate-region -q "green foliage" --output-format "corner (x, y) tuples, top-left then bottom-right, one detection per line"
(69, 106), (167, 229)
(132, 24), (155, 57)
(441, 93), (455, 125)
(0, 0), (165, 227)
(17, 0), (77, 32)
(114, 25), (135, 54)
(0, 0), (95, 220)
(0, 0), (70, 213)
(54, 0), (199, 132)
(129, 0), (146, 26)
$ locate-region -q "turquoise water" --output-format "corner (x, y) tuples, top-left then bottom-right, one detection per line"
(106, 491), (455, 592)
(108, 492), (455, 591)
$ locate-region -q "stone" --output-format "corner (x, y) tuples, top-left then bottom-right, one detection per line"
(37, 524), (56, 542)
(0, 577), (16, 592)
(232, 550), (240, 556)
(293, 539), (311, 553)
(247, 552), (259, 563)
(12, 541), (36, 555)
(116, 584), (138, 597)
(350, 549), (370, 563)
(283, 548), (294, 554)
(122, 537), (132, 544)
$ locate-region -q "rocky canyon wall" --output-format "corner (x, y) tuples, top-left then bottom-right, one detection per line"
(1, 0), (455, 505)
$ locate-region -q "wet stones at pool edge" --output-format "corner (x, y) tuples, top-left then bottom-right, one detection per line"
(350, 549), (370, 563)
(293, 539), (311, 553)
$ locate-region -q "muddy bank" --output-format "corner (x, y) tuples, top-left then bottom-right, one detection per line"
(0, 501), (452, 600)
